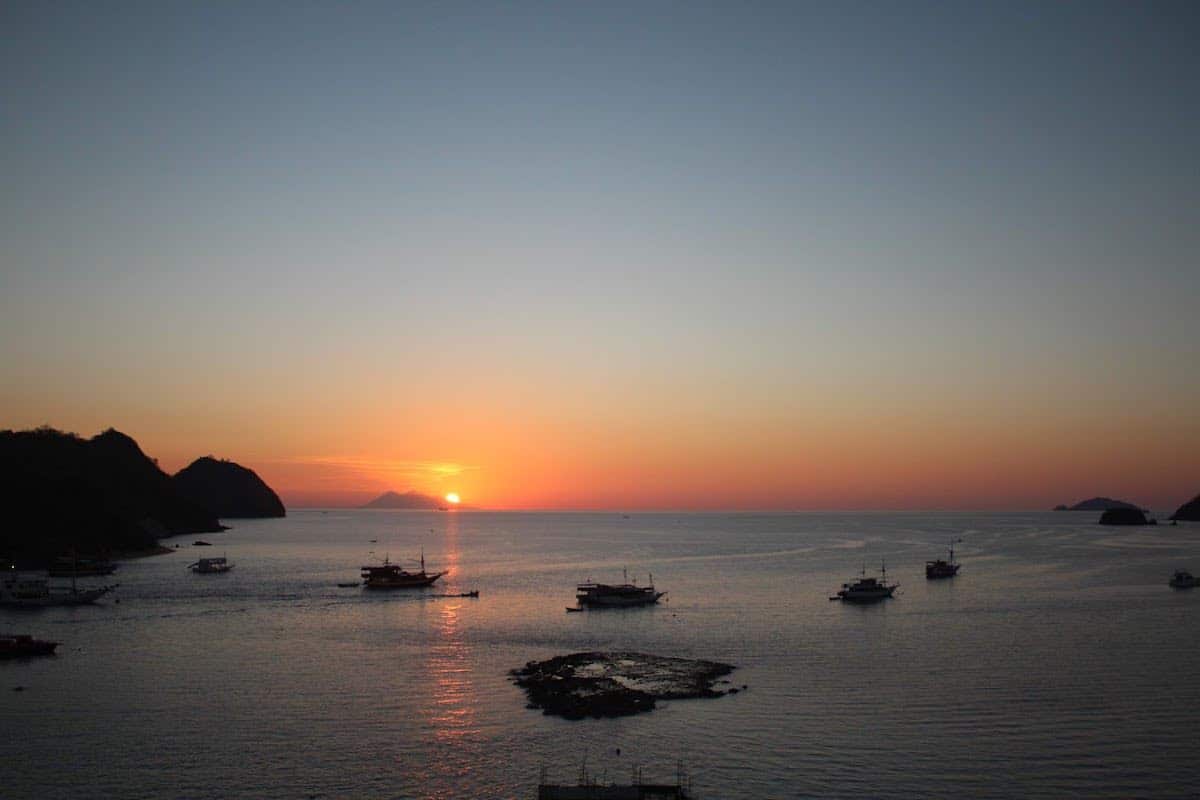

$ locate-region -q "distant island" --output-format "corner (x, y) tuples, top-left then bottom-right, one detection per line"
(362, 490), (447, 510)
(0, 426), (283, 563)
(173, 456), (285, 519)
(1170, 493), (1200, 521)
(1056, 497), (1144, 512)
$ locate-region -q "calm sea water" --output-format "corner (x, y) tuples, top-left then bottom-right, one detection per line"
(3, 511), (1200, 799)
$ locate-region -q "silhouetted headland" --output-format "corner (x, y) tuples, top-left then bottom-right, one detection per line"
(511, 652), (736, 719)
(1170, 493), (1200, 521)
(0, 427), (282, 563)
(362, 490), (446, 510)
(173, 456), (285, 519)
(1059, 496), (1144, 512)
(1098, 507), (1154, 526)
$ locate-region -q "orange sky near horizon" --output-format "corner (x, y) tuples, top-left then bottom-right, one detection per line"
(5, 373), (1197, 511)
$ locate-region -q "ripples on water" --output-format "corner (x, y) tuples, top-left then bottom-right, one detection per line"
(3, 512), (1200, 798)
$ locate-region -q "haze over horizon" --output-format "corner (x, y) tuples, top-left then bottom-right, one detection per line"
(3, 2), (1198, 511)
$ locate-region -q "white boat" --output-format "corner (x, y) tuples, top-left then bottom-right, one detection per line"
(1, 569), (116, 607)
(833, 563), (898, 603)
(188, 557), (234, 574)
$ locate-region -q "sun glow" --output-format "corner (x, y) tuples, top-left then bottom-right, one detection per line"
(445, 492), (461, 505)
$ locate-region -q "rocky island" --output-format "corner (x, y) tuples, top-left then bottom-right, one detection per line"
(173, 456), (285, 519)
(1170, 494), (1200, 522)
(511, 651), (737, 719)
(1058, 497), (1144, 511)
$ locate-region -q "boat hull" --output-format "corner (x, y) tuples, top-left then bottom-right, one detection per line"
(0, 637), (59, 658)
(363, 572), (444, 589)
(576, 591), (665, 608)
(0, 586), (114, 607)
(836, 590), (895, 603)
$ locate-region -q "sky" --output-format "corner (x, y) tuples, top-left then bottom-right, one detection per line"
(2, 1), (1198, 510)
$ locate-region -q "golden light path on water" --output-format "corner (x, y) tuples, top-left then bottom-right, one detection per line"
(421, 514), (479, 754)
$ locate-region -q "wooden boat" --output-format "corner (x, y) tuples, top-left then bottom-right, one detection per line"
(833, 563), (897, 603)
(188, 557), (234, 574)
(573, 569), (665, 608)
(0, 634), (60, 658)
(1169, 570), (1197, 589)
(1, 571), (117, 607)
(925, 541), (961, 579)
(360, 551), (444, 589)
(47, 555), (116, 577)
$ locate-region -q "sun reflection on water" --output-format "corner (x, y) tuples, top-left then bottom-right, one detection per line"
(423, 515), (480, 744)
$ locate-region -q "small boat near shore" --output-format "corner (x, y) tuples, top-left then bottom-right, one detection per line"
(188, 557), (234, 574)
(1, 570), (117, 607)
(193, 540), (213, 547)
(1169, 570), (1197, 589)
(833, 564), (897, 603)
(361, 551), (444, 589)
(0, 634), (60, 658)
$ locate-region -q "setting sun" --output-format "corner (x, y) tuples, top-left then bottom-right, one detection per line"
(444, 492), (461, 505)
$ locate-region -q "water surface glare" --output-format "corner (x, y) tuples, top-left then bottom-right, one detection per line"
(3, 511), (1199, 798)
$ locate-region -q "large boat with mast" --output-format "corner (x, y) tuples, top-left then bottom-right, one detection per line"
(1, 566), (117, 607)
(573, 569), (665, 609)
(832, 563), (898, 603)
(361, 551), (445, 589)
(925, 540), (962, 579)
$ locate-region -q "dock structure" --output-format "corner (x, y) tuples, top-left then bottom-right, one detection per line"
(537, 763), (692, 800)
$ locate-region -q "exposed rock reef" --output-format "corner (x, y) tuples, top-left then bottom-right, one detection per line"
(362, 490), (445, 509)
(173, 457), (285, 519)
(1170, 494), (1200, 521)
(0, 427), (225, 560)
(1061, 497), (1143, 511)
(511, 651), (736, 720)
(1098, 508), (1153, 526)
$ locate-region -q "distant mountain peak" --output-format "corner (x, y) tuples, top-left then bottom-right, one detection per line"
(362, 490), (445, 509)
(1059, 496), (1143, 512)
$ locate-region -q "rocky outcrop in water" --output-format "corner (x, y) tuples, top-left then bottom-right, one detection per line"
(1098, 507), (1153, 526)
(1169, 494), (1200, 521)
(173, 457), (285, 519)
(511, 651), (736, 720)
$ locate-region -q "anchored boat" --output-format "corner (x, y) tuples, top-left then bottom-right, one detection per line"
(361, 551), (445, 589)
(925, 541), (961, 579)
(573, 569), (665, 609)
(188, 556), (234, 574)
(0, 634), (60, 658)
(1, 569), (117, 607)
(833, 563), (898, 603)
(1169, 570), (1197, 589)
